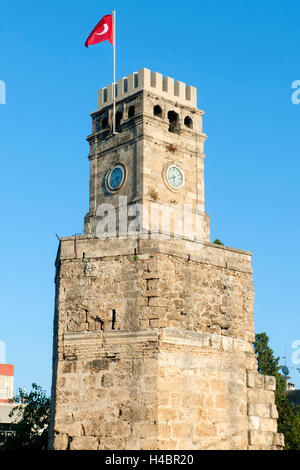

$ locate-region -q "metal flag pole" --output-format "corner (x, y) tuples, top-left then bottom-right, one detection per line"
(113, 9), (117, 134)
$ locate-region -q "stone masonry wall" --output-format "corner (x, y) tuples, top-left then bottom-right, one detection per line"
(49, 240), (283, 450)
(51, 245), (254, 341)
(157, 330), (283, 450)
(50, 327), (283, 450)
(50, 330), (160, 450)
(247, 371), (285, 450)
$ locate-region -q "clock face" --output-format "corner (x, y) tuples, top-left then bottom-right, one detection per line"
(167, 165), (184, 188)
(107, 165), (125, 191)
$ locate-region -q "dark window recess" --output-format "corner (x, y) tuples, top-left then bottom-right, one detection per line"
(184, 116), (193, 129)
(124, 78), (128, 93)
(168, 111), (180, 134)
(112, 310), (116, 330)
(134, 73), (139, 88)
(101, 117), (108, 129)
(154, 105), (163, 118)
(103, 88), (108, 102)
(116, 111), (123, 130)
(128, 106), (135, 118)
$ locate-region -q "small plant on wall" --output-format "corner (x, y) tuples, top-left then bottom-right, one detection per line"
(213, 239), (224, 246)
(166, 143), (177, 153)
(148, 187), (159, 201)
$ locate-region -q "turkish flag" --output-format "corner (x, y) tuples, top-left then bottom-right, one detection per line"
(85, 14), (113, 47)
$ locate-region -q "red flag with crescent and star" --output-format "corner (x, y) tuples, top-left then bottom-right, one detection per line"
(85, 14), (113, 47)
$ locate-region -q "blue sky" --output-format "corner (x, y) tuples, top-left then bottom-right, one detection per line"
(0, 0), (299, 394)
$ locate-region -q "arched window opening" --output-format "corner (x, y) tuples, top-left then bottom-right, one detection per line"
(116, 111), (123, 131)
(168, 111), (180, 134)
(101, 117), (108, 129)
(184, 116), (193, 129)
(154, 105), (163, 118)
(128, 106), (135, 118)
(95, 119), (100, 132)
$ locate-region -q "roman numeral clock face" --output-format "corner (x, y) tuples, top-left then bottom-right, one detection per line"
(166, 165), (184, 189)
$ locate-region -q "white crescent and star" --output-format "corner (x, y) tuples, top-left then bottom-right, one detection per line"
(96, 23), (108, 35)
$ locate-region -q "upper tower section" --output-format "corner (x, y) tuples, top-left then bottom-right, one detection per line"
(97, 68), (197, 111)
(85, 68), (209, 242)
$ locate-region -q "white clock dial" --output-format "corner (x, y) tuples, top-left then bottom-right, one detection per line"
(167, 165), (184, 189)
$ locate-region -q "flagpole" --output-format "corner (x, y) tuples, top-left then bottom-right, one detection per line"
(113, 9), (116, 134)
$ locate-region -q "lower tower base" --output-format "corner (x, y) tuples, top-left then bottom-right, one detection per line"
(49, 237), (284, 450)
(50, 328), (283, 450)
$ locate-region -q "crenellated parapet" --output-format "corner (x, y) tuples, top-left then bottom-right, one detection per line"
(97, 67), (197, 110)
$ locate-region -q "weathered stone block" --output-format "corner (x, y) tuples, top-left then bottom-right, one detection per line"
(255, 374), (265, 389)
(248, 416), (260, 430)
(125, 437), (141, 450)
(253, 403), (271, 418)
(195, 423), (217, 438)
(157, 423), (171, 439)
(87, 359), (109, 372)
(70, 436), (100, 450)
(101, 373), (114, 388)
(249, 430), (274, 447)
(264, 375), (276, 391)
(246, 371), (255, 388)
(270, 404), (279, 419)
(53, 432), (69, 450)
(132, 422), (157, 439)
(273, 433), (285, 447)
(247, 402), (256, 416)
(260, 418), (277, 433)
(221, 336), (233, 351)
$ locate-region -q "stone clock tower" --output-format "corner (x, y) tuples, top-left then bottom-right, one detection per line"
(49, 68), (284, 450)
(84, 68), (209, 242)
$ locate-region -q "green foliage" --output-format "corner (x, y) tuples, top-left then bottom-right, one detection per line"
(213, 239), (224, 246)
(254, 333), (300, 450)
(4, 383), (50, 450)
(254, 332), (281, 377)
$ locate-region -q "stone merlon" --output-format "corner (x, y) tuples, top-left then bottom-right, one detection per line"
(97, 67), (197, 110)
